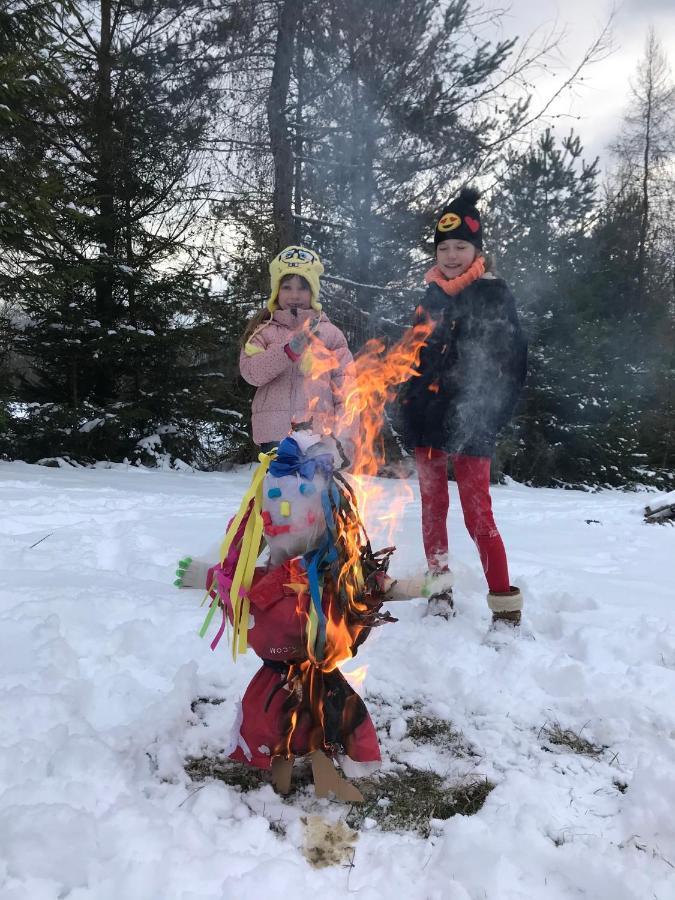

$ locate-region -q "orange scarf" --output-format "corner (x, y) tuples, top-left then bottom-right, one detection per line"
(424, 255), (485, 296)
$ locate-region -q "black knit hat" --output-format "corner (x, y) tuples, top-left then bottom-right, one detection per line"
(434, 186), (482, 249)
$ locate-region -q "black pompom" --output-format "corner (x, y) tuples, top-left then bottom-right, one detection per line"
(458, 186), (481, 205)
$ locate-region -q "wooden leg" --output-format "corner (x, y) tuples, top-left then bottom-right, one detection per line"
(310, 750), (364, 803)
(271, 755), (294, 795)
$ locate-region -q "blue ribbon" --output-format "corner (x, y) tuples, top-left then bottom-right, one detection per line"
(269, 437), (334, 482)
(301, 483), (340, 663)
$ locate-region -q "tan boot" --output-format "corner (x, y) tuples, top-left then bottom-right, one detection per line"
(487, 586), (523, 626)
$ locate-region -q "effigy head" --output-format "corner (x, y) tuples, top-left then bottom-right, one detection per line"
(262, 433), (338, 566)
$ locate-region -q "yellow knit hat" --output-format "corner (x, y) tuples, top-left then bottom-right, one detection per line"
(267, 246), (324, 312)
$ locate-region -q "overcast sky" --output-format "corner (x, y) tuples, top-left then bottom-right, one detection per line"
(493, 0), (675, 170)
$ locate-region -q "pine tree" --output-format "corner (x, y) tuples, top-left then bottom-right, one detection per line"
(488, 128), (599, 310)
(491, 133), (674, 488)
(1, 1), (254, 466)
(292, 0), (525, 318)
(486, 130), (616, 486)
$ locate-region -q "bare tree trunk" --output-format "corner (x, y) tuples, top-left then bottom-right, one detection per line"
(348, 43), (376, 315)
(637, 63), (653, 305)
(94, 0), (116, 403)
(293, 21), (305, 230)
(124, 195), (141, 398)
(267, 0), (301, 251)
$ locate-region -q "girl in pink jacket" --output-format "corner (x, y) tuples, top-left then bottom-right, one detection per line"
(239, 246), (356, 459)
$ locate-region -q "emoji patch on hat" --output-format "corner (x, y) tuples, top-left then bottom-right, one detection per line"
(437, 212), (461, 232)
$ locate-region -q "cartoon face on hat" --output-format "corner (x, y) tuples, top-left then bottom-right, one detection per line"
(267, 246), (324, 313)
(278, 246), (320, 267)
(261, 434), (335, 565)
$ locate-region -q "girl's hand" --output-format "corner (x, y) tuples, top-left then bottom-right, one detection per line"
(287, 329), (310, 356)
(288, 317), (320, 355)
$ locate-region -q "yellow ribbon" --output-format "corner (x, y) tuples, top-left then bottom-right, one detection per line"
(215, 450), (274, 660)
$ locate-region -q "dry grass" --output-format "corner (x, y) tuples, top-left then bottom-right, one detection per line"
(541, 722), (605, 758)
(405, 714), (476, 756)
(184, 757), (267, 792)
(184, 755), (493, 839)
(347, 768), (494, 838)
(184, 755), (315, 793)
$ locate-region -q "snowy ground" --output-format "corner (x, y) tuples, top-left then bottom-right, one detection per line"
(1, 460), (674, 900)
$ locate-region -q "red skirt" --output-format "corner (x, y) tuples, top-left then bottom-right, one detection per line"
(229, 664), (381, 769)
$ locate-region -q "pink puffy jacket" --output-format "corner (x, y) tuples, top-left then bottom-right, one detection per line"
(239, 308), (357, 449)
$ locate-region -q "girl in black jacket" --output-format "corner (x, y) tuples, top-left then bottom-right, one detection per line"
(401, 188), (527, 624)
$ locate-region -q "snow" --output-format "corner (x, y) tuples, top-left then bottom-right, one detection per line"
(1, 462), (674, 899)
(648, 490), (675, 508)
(78, 418), (105, 434)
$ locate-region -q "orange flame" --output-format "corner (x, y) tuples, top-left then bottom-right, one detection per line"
(313, 316), (433, 665)
(332, 318), (432, 614)
(277, 316), (434, 758)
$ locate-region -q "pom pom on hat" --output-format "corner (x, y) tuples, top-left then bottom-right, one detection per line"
(267, 245), (324, 312)
(457, 186), (481, 206)
(434, 186), (483, 249)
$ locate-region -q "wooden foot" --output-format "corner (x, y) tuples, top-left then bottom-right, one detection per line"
(271, 755), (294, 795)
(310, 750), (364, 803)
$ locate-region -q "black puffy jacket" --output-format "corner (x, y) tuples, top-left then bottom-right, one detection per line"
(401, 274), (527, 457)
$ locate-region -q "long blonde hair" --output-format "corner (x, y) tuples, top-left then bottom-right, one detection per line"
(240, 307), (272, 348)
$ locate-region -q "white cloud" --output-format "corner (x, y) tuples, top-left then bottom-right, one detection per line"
(495, 0), (675, 167)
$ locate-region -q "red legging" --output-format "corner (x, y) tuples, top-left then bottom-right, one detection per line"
(415, 447), (510, 593)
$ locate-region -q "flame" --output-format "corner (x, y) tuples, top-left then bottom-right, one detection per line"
(328, 317), (433, 620)
(341, 663), (368, 691)
(320, 317), (433, 659)
(276, 316), (434, 758)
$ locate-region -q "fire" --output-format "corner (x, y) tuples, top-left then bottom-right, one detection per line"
(341, 663), (368, 691)
(313, 315), (434, 663)
(329, 318), (433, 617)
(276, 316), (434, 759)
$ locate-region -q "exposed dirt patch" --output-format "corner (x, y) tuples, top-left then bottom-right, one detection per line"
(405, 714), (476, 756)
(185, 755), (315, 793)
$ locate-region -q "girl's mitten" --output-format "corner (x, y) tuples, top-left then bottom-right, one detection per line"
(287, 330), (309, 356)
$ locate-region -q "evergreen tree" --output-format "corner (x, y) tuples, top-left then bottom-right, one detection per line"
(488, 128), (599, 308)
(1, 1), (253, 466)
(293, 0), (526, 319)
(486, 130), (617, 486)
(491, 130), (673, 488)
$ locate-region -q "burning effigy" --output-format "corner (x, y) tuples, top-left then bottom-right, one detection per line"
(198, 430), (396, 800)
(180, 318), (434, 800)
